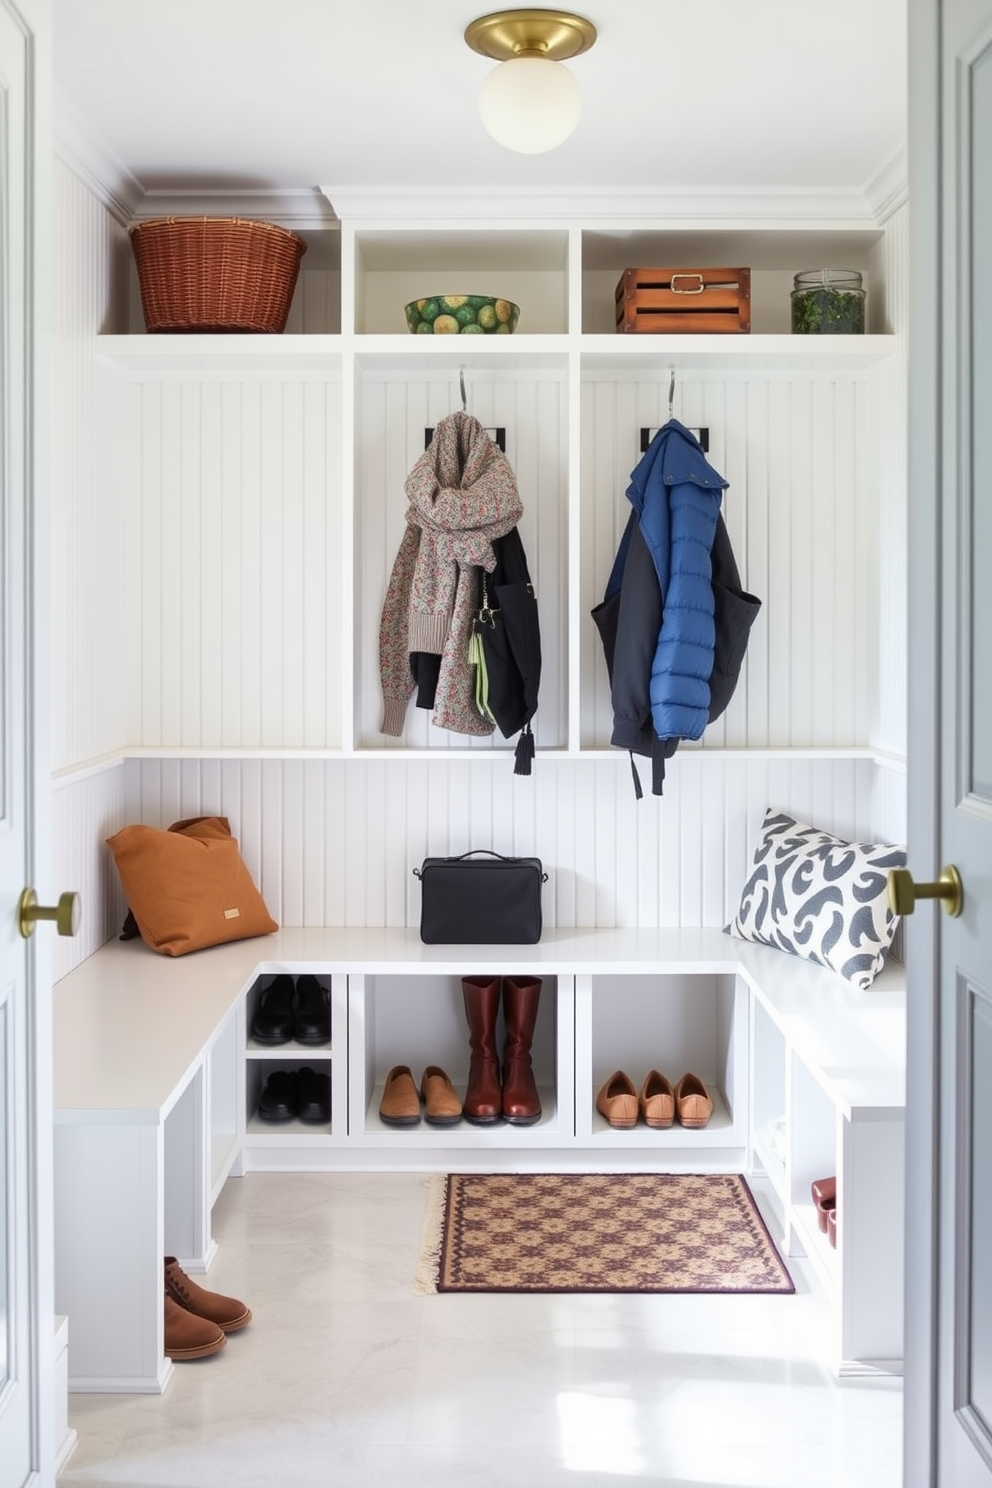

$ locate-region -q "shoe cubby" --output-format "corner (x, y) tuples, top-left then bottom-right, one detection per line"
(246, 972), (333, 1053)
(243, 973), (348, 1159)
(788, 1054), (840, 1278)
(348, 971), (572, 1146)
(246, 1057), (333, 1136)
(574, 972), (748, 1157)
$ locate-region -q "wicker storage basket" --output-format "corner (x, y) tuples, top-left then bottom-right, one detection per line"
(129, 217), (307, 333)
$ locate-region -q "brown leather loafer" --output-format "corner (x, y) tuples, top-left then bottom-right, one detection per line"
(673, 1072), (714, 1128)
(165, 1257), (251, 1333)
(420, 1065), (463, 1126)
(640, 1070), (676, 1128)
(379, 1065), (421, 1126)
(164, 1294), (227, 1360)
(596, 1070), (639, 1128)
(827, 1205), (838, 1248)
(811, 1176), (837, 1232)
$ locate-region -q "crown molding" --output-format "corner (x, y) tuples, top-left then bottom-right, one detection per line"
(53, 99), (340, 231)
(863, 144), (909, 223)
(54, 90), (143, 225)
(128, 187), (338, 231)
(320, 183), (885, 227)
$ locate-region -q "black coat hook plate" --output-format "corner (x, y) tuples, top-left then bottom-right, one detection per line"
(426, 426), (506, 452)
(640, 425), (709, 454)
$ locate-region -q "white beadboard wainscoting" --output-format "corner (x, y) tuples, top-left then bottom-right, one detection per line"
(53, 749), (907, 979)
(580, 369), (881, 751)
(51, 751), (893, 974)
(118, 362), (887, 757)
(125, 375), (345, 751)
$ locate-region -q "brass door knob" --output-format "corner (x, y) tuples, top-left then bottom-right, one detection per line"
(18, 888), (81, 939)
(887, 865), (963, 918)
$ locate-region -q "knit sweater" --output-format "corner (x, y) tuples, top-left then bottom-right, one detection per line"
(379, 412), (524, 737)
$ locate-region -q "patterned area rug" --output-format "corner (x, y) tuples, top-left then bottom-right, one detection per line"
(417, 1172), (794, 1294)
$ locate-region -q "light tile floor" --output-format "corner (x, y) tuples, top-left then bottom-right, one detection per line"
(60, 1172), (903, 1488)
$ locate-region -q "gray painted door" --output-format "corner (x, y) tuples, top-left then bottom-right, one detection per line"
(937, 0), (992, 1479)
(907, 1), (992, 1484)
(0, 0), (52, 1482)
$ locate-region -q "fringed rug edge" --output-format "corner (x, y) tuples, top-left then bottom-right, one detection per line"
(414, 1172), (448, 1294)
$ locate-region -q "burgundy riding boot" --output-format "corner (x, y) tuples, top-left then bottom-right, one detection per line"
(501, 976), (542, 1125)
(462, 975), (502, 1124)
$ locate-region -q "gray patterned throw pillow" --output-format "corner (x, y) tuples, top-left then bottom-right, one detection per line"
(726, 809), (906, 990)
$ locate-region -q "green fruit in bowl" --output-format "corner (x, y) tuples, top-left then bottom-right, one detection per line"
(403, 295), (520, 334)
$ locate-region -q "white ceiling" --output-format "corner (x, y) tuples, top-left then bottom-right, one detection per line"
(53, 0), (908, 223)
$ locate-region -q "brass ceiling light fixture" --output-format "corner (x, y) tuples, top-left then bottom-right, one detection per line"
(465, 9), (598, 154)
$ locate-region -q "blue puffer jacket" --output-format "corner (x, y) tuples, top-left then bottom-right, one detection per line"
(622, 420), (726, 741)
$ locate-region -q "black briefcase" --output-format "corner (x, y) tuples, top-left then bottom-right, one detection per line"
(413, 850), (547, 945)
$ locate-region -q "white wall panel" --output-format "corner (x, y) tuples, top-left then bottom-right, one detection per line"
(128, 376), (343, 749)
(52, 764), (128, 979)
(126, 754), (881, 932)
(870, 202), (910, 763)
(579, 370), (878, 751)
(52, 160), (129, 771)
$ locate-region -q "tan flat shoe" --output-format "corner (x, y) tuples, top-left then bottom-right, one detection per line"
(379, 1065), (421, 1126)
(640, 1070), (675, 1129)
(673, 1072), (714, 1128)
(596, 1070), (639, 1129)
(420, 1065), (463, 1126)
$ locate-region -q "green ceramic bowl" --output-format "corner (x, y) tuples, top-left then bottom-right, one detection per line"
(404, 295), (520, 335)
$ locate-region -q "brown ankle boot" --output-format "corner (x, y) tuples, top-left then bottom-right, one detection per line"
(462, 975), (502, 1124)
(164, 1257), (252, 1332)
(163, 1295), (226, 1360)
(501, 976), (542, 1125)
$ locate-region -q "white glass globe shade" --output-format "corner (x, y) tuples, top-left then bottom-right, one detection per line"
(479, 55), (582, 153)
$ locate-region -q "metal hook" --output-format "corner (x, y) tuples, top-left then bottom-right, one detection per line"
(459, 368), (467, 413)
(668, 368), (676, 419)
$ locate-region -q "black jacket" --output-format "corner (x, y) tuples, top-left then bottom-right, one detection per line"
(475, 527), (542, 773)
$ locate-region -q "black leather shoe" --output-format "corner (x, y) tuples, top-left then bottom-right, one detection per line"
(293, 975), (330, 1045)
(251, 975), (296, 1044)
(296, 1066), (331, 1123)
(258, 1070), (299, 1121)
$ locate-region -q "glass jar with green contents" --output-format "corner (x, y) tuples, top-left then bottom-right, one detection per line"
(791, 269), (866, 334)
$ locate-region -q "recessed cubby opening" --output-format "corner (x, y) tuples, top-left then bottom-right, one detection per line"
(352, 971), (560, 1136)
(351, 228), (571, 335)
(351, 359), (569, 754)
(580, 228), (884, 336)
(125, 225), (343, 337)
(245, 974), (333, 1053)
(789, 1055), (839, 1269)
(245, 1056), (333, 1136)
(584, 972), (745, 1144)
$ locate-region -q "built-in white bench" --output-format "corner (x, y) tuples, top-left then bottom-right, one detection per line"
(53, 927), (906, 1391)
